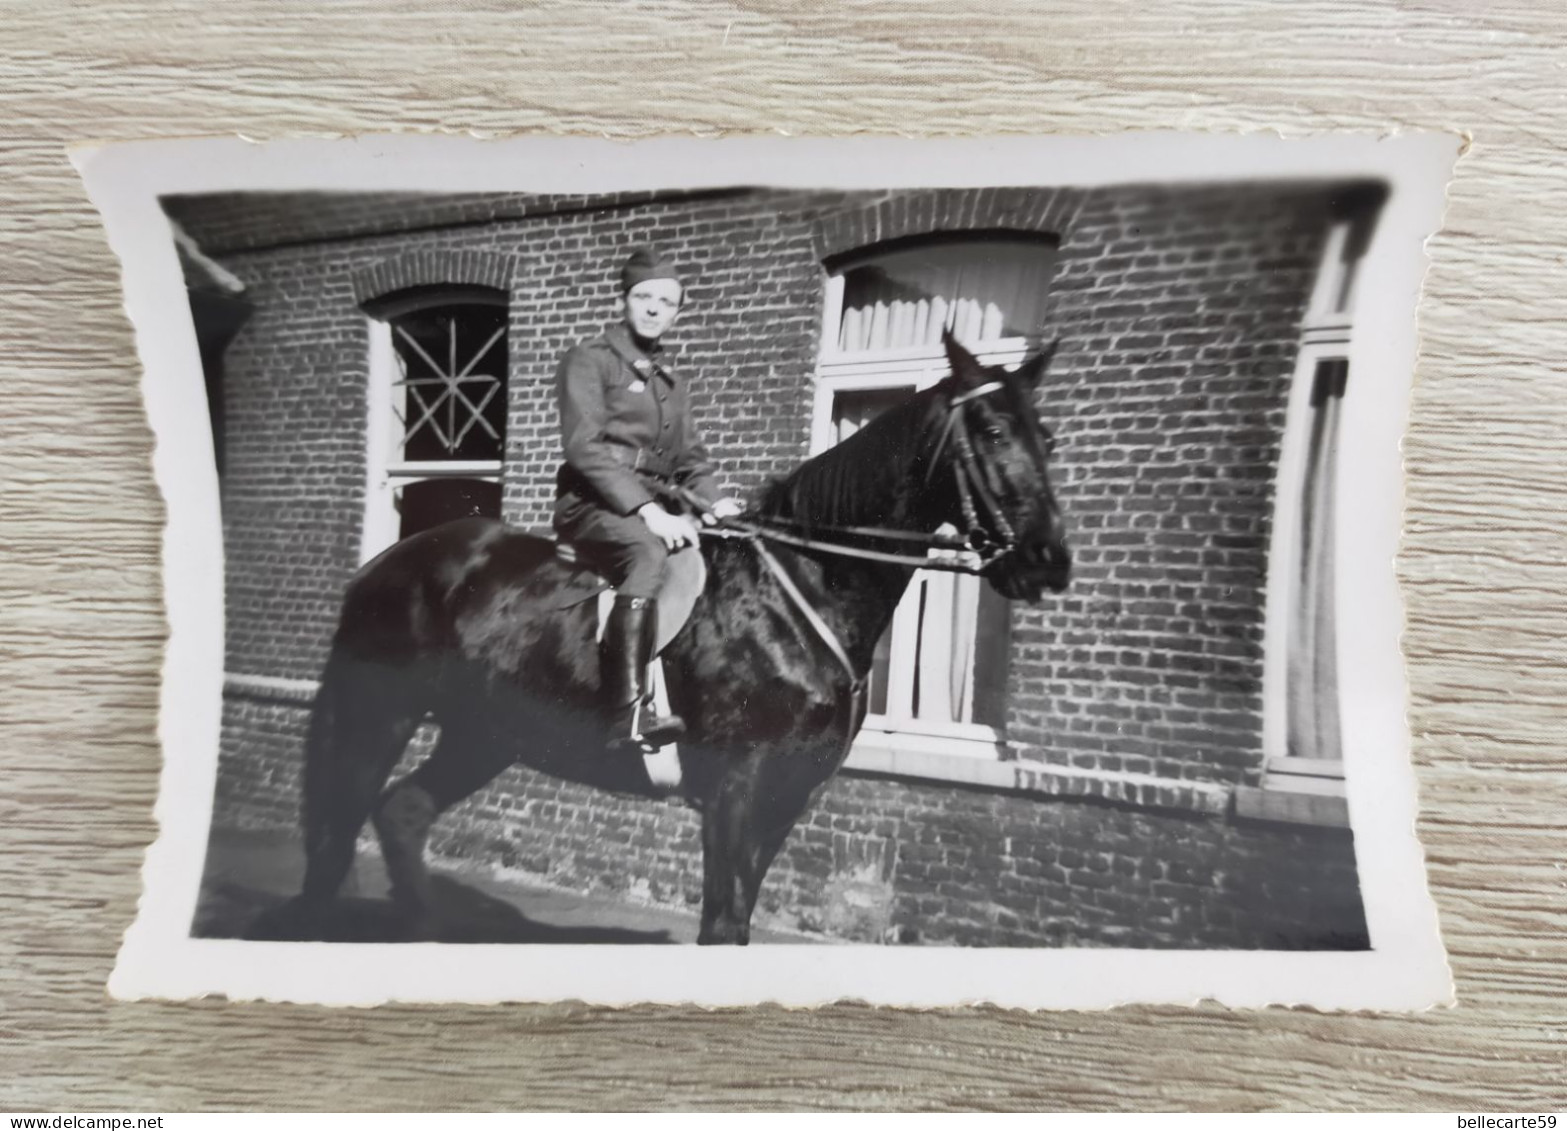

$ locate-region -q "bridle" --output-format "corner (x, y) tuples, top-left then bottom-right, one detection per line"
(677, 378), (1044, 577)
(924, 378), (1023, 565)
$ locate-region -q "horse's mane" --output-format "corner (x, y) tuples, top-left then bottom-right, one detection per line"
(755, 383), (947, 530)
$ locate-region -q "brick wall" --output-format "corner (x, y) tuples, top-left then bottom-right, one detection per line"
(186, 182), (1365, 946)
(215, 242), (369, 680)
(432, 762), (1365, 948)
(215, 693), (311, 831)
(1012, 183), (1334, 788)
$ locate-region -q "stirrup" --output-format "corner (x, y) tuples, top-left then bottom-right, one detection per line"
(606, 697), (686, 754)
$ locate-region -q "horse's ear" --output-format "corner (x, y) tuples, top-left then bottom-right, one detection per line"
(1012, 337), (1060, 391)
(942, 328), (987, 388)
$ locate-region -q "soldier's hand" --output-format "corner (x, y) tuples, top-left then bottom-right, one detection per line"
(702, 497), (744, 525)
(637, 502), (699, 550)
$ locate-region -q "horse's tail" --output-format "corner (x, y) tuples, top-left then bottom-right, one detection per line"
(298, 638), (426, 904)
(298, 645), (357, 902)
(299, 646), (345, 860)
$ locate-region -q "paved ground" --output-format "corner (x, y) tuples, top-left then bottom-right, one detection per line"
(194, 825), (815, 945)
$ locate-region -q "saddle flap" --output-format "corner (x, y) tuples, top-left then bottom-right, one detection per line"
(593, 545), (707, 655)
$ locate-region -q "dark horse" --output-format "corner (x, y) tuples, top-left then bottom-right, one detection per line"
(287, 334), (1070, 944)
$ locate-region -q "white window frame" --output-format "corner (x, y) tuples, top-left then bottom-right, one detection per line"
(815, 275), (1036, 762)
(1248, 218), (1360, 825)
(360, 310), (506, 564)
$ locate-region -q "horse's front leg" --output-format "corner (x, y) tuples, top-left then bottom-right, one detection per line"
(697, 754), (814, 945)
(698, 772), (759, 945)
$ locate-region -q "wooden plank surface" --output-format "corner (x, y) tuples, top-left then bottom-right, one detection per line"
(2, 0), (1565, 1112)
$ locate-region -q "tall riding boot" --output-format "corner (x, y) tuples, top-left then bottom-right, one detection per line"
(601, 595), (686, 752)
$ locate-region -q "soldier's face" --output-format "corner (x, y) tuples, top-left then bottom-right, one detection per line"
(623, 278), (683, 342)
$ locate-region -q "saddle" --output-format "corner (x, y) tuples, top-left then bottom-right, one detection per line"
(548, 539), (707, 657)
(544, 537), (704, 791)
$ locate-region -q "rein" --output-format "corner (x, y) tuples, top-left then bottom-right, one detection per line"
(707, 518), (989, 573)
(745, 532), (867, 769)
(664, 378), (1020, 576)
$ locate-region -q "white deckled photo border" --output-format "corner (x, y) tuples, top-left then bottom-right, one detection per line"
(74, 132), (1458, 1009)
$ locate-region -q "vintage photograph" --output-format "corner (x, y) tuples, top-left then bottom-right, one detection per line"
(82, 134), (1455, 1007)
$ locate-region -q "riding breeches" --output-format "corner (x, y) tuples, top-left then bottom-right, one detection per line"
(553, 491), (669, 599)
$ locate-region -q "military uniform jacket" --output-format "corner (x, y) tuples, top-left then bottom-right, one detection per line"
(554, 322), (719, 517)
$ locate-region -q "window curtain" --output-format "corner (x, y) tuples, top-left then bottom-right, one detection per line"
(1287, 359), (1347, 761)
(838, 240), (1057, 353)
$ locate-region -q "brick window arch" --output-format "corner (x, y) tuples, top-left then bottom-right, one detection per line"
(351, 250), (519, 307)
(812, 188), (1081, 267)
(359, 283), (510, 560)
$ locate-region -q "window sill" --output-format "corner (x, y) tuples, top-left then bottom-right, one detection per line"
(843, 737), (1230, 816)
(385, 460), (503, 479)
(224, 671), (320, 705)
(858, 717), (1001, 750)
(1233, 757), (1349, 828)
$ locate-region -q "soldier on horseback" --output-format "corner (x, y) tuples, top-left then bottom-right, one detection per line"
(291, 298), (1069, 943)
(553, 248), (742, 752)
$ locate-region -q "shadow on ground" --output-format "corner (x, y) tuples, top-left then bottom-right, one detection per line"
(192, 826), (812, 945)
(201, 876), (676, 945)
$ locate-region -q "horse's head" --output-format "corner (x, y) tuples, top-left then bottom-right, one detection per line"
(930, 331), (1072, 601)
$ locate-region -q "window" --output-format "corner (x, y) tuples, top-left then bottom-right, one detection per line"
(815, 235), (1059, 759)
(361, 288), (509, 561)
(1247, 203), (1380, 825)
